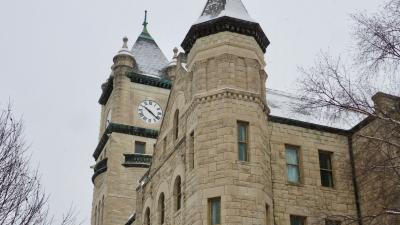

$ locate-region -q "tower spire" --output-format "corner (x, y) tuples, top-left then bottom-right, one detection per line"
(139, 10), (153, 40)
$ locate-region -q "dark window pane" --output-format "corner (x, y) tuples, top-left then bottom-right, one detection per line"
(290, 216), (305, 225)
(239, 143), (247, 161)
(319, 152), (332, 170)
(321, 170), (334, 187)
(326, 219), (341, 225)
(135, 142), (146, 154)
(210, 198), (221, 225)
(238, 124), (247, 142)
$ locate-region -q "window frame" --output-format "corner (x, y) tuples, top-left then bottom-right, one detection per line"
(135, 141), (146, 155)
(208, 197), (221, 225)
(318, 150), (334, 188)
(237, 121), (249, 162)
(290, 215), (306, 225)
(285, 145), (301, 184)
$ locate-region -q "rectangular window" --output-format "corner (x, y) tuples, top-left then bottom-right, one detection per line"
(319, 151), (334, 187)
(290, 215), (306, 225)
(209, 197), (221, 225)
(286, 145), (301, 183)
(237, 122), (249, 161)
(265, 204), (270, 225)
(135, 141), (146, 154)
(325, 219), (341, 225)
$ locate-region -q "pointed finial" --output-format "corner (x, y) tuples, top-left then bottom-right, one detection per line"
(173, 47), (178, 58)
(143, 10), (148, 27)
(122, 36), (129, 49)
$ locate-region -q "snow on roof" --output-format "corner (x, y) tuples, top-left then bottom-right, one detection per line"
(131, 34), (169, 77)
(196, 0), (254, 24)
(266, 89), (356, 130)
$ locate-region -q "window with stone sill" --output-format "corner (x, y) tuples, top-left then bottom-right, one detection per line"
(319, 151), (334, 188)
(285, 145), (301, 184)
(290, 215), (306, 225)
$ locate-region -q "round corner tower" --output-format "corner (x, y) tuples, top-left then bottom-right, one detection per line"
(180, 0), (273, 224)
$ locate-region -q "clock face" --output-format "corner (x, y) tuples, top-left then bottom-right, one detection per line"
(138, 100), (163, 124)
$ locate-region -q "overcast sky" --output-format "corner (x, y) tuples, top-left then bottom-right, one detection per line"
(0, 0), (384, 223)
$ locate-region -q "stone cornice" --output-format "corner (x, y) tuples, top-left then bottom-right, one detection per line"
(127, 72), (172, 89)
(93, 123), (159, 160)
(92, 158), (107, 183)
(268, 115), (350, 136)
(181, 16), (269, 54)
(98, 73), (172, 106)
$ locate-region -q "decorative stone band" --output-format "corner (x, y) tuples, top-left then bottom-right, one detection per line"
(98, 72), (172, 106)
(186, 88), (270, 117)
(92, 158), (108, 183)
(181, 16), (270, 54)
(122, 154), (152, 168)
(93, 123), (159, 160)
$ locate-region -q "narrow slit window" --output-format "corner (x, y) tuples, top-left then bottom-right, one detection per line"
(237, 122), (249, 161)
(285, 145), (300, 183)
(209, 197), (221, 225)
(319, 151), (334, 188)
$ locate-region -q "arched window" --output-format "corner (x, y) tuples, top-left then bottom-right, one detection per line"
(158, 193), (165, 224)
(174, 176), (182, 211)
(173, 110), (179, 140)
(144, 208), (151, 225)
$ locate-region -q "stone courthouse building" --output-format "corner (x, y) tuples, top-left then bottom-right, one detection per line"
(90, 0), (400, 225)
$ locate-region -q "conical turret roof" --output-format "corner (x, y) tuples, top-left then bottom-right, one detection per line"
(182, 0), (269, 54)
(131, 11), (169, 77)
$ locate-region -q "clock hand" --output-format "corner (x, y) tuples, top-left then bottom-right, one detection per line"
(144, 106), (159, 119)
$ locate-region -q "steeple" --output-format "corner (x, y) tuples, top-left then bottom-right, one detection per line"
(131, 10), (169, 77)
(139, 10), (153, 40)
(181, 0), (270, 53)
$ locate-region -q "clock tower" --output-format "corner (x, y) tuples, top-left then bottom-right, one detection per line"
(90, 12), (171, 225)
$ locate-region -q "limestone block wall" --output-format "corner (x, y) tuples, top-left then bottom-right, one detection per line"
(352, 119), (400, 225)
(269, 121), (358, 225)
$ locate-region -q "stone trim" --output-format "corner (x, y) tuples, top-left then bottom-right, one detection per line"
(93, 123), (159, 160)
(186, 88), (269, 118)
(268, 115), (350, 135)
(92, 158), (108, 183)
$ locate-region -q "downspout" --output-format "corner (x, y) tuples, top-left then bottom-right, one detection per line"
(348, 135), (363, 225)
